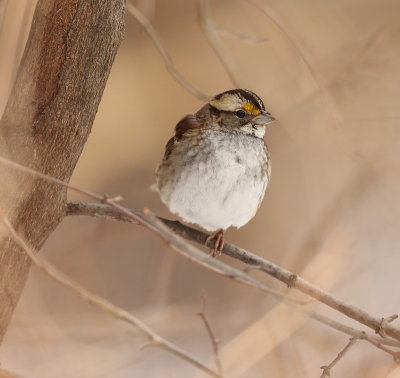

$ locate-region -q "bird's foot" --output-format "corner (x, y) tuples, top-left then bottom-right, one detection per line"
(206, 229), (225, 257)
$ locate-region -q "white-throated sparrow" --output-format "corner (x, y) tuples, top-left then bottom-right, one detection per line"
(156, 89), (275, 255)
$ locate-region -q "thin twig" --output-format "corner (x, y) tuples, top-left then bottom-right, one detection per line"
(319, 326), (400, 378)
(143, 207), (298, 301)
(212, 25), (268, 44)
(246, 0), (342, 124)
(0, 209), (223, 378)
(197, 0), (241, 87)
(377, 315), (400, 338)
(307, 312), (400, 348)
(320, 337), (358, 378)
(360, 332), (400, 362)
(197, 293), (223, 375)
(125, 1), (210, 102)
(3, 155), (400, 346)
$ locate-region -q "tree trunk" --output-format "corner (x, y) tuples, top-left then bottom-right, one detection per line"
(0, 0), (125, 343)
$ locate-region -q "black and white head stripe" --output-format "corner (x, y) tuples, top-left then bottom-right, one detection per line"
(211, 89), (266, 112)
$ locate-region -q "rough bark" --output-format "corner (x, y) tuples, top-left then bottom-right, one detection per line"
(0, 0), (125, 343)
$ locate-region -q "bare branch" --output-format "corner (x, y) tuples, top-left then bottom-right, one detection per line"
(2, 156), (400, 348)
(66, 202), (400, 349)
(320, 324), (400, 378)
(143, 207), (299, 302)
(126, 1), (210, 102)
(197, 0), (241, 87)
(320, 337), (358, 378)
(0, 156), (295, 303)
(377, 315), (400, 338)
(360, 332), (400, 362)
(0, 209), (223, 378)
(197, 293), (223, 375)
(246, 0), (342, 124)
(212, 25), (268, 44)
(65, 200), (400, 343)
(308, 312), (400, 348)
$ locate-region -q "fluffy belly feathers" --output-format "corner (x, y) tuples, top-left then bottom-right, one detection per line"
(156, 130), (269, 231)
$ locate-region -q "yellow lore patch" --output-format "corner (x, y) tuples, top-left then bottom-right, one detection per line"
(242, 102), (261, 114)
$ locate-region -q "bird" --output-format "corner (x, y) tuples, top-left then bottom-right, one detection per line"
(155, 89), (275, 256)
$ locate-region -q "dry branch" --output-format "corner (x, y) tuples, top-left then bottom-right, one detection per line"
(360, 332), (400, 362)
(1, 155), (400, 362)
(66, 201), (400, 343)
(0, 210), (223, 378)
(126, 1), (210, 101)
(0, 157), (294, 299)
(246, 0), (342, 124)
(320, 330), (400, 378)
(197, 293), (223, 375)
(0, 0), (125, 342)
(320, 337), (358, 378)
(197, 0), (241, 87)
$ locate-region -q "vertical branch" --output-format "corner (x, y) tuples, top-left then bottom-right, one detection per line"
(197, 293), (223, 375)
(320, 337), (358, 377)
(126, 1), (210, 101)
(0, 0), (125, 343)
(197, 0), (241, 87)
(246, 0), (342, 124)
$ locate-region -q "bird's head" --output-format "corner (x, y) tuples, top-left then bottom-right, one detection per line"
(198, 89), (275, 138)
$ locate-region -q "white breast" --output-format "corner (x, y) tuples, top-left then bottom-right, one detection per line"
(157, 130), (270, 232)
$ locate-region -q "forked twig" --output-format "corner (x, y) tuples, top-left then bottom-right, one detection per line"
(360, 332), (400, 362)
(197, 293), (223, 375)
(246, 0), (342, 124)
(212, 25), (268, 44)
(320, 337), (357, 378)
(126, 1), (210, 101)
(0, 209), (223, 378)
(197, 0), (241, 87)
(320, 321), (400, 378)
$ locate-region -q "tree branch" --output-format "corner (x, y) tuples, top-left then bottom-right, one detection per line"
(0, 0), (125, 343)
(2, 156), (400, 351)
(197, 293), (223, 375)
(197, 0), (241, 87)
(126, 1), (210, 102)
(0, 156), (399, 366)
(246, 0), (342, 124)
(0, 209), (223, 378)
(66, 201), (400, 343)
(320, 337), (358, 378)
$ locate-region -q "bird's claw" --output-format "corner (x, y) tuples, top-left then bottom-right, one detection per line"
(206, 229), (225, 257)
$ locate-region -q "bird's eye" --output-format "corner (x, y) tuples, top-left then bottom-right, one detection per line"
(235, 110), (246, 118)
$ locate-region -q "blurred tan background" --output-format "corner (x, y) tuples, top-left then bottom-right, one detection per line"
(1, 0), (400, 377)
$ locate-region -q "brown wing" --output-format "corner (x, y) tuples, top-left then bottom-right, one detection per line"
(164, 114), (201, 159)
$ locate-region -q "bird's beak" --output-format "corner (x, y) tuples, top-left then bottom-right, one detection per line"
(251, 111), (276, 126)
